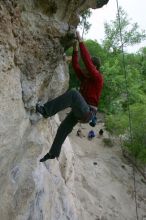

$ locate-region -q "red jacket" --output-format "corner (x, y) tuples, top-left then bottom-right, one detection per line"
(72, 42), (103, 107)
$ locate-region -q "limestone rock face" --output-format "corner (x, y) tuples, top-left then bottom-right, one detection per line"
(0, 0), (109, 219)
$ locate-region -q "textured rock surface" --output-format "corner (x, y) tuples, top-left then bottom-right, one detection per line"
(0, 0), (111, 219)
(1, 1), (146, 220)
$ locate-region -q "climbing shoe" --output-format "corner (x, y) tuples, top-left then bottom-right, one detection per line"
(36, 103), (48, 118)
(40, 153), (56, 162)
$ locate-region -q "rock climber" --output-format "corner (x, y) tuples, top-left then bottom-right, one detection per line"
(36, 31), (104, 162)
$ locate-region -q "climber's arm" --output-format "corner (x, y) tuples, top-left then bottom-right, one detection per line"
(72, 41), (86, 81)
(76, 31), (102, 81)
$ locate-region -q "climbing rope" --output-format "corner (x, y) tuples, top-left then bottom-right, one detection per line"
(115, 0), (139, 219)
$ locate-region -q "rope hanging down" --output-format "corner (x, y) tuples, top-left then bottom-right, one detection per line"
(115, 0), (139, 220)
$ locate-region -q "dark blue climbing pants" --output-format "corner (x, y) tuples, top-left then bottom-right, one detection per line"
(44, 89), (90, 157)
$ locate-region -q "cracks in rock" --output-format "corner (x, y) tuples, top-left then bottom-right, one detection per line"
(28, 190), (44, 220)
(47, 0), (58, 15)
(60, 32), (75, 51)
(62, 0), (80, 23)
(59, 22), (76, 51)
(36, 0), (58, 16)
(62, 0), (75, 20)
(2, 0), (76, 115)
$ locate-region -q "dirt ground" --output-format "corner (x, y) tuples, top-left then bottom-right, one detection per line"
(69, 121), (146, 220)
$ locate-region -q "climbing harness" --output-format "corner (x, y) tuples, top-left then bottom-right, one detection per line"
(115, 0), (139, 219)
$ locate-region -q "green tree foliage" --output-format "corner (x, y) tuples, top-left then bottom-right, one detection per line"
(101, 7), (146, 164)
(103, 7), (146, 52)
(123, 104), (146, 163)
(105, 104), (146, 164)
(78, 9), (92, 37)
(139, 47), (146, 88)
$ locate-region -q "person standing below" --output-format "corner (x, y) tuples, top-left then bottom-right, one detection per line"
(36, 31), (103, 162)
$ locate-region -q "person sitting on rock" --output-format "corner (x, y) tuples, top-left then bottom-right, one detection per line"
(99, 128), (104, 136)
(88, 130), (95, 140)
(36, 31), (103, 162)
(76, 129), (85, 138)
